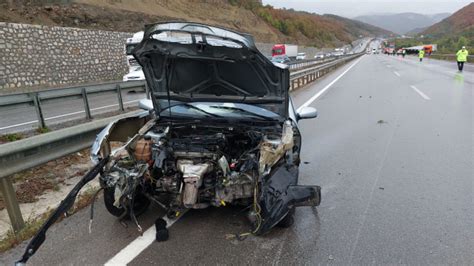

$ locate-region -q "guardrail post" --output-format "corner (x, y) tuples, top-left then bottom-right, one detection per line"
(0, 177), (25, 233)
(81, 88), (92, 119)
(32, 93), (46, 129)
(116, 84), (124, 112)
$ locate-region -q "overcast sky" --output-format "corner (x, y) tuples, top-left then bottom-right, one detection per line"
(262, 0), (473, 17)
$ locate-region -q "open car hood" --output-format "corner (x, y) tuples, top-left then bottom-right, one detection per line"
(133, 22), (290, 118)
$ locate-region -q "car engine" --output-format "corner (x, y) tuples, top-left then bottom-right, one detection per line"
(100, 121), (295, 218)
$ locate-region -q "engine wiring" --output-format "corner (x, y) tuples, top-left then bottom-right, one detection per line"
(88, 187), (104, 234)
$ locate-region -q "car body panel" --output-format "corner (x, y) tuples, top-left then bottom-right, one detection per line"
(133, 22), (290, 118)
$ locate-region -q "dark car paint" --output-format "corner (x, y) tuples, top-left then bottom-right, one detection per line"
(133, 22), (290, 118)
(134, 22), (320, 235)
(256, 163), (321, 234)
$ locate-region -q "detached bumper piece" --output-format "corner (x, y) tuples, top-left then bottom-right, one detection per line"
(16, 157), (109, 265)
(255, 164), (321, 235)
(291, 185), (321, 207)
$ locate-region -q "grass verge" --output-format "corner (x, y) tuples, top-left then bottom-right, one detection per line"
(0, 133), (24, 143)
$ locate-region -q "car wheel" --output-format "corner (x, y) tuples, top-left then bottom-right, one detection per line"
(103, 187), (150, 218)
(277, 207), (295, 228)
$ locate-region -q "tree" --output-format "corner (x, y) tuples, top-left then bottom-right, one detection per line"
(457, 36), (468, 49)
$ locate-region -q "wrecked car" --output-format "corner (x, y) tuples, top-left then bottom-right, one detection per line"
(17, 22), (320, 264)
(91, 21), (321, 234)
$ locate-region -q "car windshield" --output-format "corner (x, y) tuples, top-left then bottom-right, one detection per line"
(159, 101), (280, 121)
(149, 30), (243, 48)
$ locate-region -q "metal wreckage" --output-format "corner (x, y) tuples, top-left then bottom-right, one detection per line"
(17, 22), (321, 264)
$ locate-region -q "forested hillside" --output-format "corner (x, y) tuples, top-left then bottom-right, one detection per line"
(0, 0), (392, 47)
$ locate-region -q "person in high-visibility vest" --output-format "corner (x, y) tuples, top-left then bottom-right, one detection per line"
(418, 49), (425, 62)
(456, 46), (469, 72)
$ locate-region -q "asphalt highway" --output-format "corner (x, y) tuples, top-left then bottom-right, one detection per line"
(0, 88), (146, 134)
(2, 44), (473, 264)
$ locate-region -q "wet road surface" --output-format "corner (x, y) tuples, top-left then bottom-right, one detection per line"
(0, 87), (146, 134)
(2, 50), (473, 264)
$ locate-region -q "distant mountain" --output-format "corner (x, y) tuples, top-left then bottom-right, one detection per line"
(355, 12), (451, 34)
(406, 27), (428, 36)
(0, 0), (394, 48)
(323, 14), (394, 38)
(419, 3), (474, 53)
(423, 3), (474, 36)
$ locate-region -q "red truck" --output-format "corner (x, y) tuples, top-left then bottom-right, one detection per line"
(271, 44), (298, 59)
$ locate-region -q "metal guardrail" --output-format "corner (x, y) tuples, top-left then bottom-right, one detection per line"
(287, 57), (336, 70)
(0, 52), (363, 233)
(0, 111), (143, 232)
(289, 53), (362, 90)
(0, 80), (147, 129)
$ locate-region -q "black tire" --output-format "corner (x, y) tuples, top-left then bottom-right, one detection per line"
(277, 207), (295, 228)
(103, 187), (150, 218)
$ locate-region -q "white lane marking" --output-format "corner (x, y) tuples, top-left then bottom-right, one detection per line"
(0, 99), (140, 131)
(45, 110), (86, 121)
(393, 71), (401, 77)
(410, 85), (431, 100)
(297, 56), (363, 112)
(0, 120), (38, 130)
(105, 213), (186, 266)
(386, 65), (392, 68)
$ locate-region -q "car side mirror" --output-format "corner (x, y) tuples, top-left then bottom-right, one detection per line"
(138, 99), (153, 111)
(297, 106), (318, 120)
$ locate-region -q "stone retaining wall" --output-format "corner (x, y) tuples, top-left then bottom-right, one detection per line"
(0, 22), (333, 94)
(0, 22), (131, 94)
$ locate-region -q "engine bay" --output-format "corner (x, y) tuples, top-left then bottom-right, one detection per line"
(98, 119), (303, 232)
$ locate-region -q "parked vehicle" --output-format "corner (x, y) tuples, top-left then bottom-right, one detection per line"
(122, 66), (145, 81)
(272, 44), (298, 59)
(125, 31), (144, 71)
(271, 55), (291, 64)
(424, 45), (434, 55)
(296, 52), (306, 60)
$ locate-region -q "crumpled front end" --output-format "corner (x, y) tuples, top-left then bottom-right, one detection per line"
(90, 115), (320, 235)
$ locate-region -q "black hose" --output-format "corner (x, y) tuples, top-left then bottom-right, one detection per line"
(16, 157), (109, 264)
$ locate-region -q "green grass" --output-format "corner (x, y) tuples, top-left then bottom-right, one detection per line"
(36, 127), (51, 134)
(0, 133), (24, 142)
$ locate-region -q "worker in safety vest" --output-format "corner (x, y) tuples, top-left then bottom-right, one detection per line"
(456, 46), (469, 72)
(418, 49), (425, 62)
